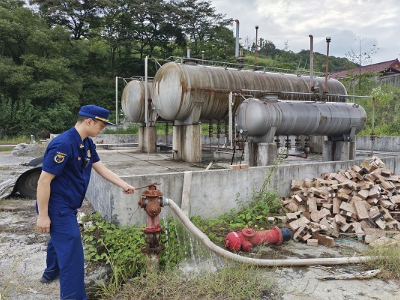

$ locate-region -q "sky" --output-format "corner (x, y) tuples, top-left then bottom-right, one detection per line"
(212, 0), (399, 65)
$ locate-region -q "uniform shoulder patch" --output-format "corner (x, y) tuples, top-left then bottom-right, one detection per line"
(54, 152), (67, 163)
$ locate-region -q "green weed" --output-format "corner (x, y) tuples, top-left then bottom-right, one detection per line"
(0, 135), (33, 152)
(0, 258), (21, 299)
(363, 243), (400, 278)
(0, 135), (30, 145)
(82, 213), (182, 298)
(116, 263), (279, 300)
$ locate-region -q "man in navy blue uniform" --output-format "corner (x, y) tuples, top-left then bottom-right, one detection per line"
(36, 105), (136, 300)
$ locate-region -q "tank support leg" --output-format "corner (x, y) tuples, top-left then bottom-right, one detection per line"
(322, 141), (356, 161)
(172, 125), (202, 163)
(244, 142), (278, 166)
(139, 126), (157, 153)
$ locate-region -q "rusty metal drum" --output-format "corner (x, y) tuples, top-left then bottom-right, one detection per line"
(121, 80), (152, 123)
(152, 62), (347, 123)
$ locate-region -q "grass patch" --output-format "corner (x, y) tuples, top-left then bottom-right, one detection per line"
(0, 135), (31, 145)
(363, 243), (400, 279)
(0, 135), (31, 152)
(0, 258), (21, 299)
(115, 263), (280, 300)
(0, 135), (30, 152)
(83, 214), (183, 298)
(0, 147), (14, 152)
(103, 122), (235, 137)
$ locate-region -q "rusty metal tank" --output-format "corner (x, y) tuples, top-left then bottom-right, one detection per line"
(152, 62), (347, 123)
(121, 80), (153, 123)
(236, 98), (367, 142)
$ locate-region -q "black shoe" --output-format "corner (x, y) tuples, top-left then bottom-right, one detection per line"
(39, 276), (58, 284)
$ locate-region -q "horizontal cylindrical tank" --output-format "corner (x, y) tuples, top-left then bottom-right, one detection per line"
(236, 98), (366, 141)
(152, 62), (347, 123)
(121, 80), (153, 123)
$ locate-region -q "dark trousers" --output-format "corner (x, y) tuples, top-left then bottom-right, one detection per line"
(43, 208), (87, 300)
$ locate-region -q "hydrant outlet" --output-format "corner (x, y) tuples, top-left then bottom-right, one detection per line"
(145, 201), (162, 216)
(224, 231), (242, 252)
(224, 226), (291, 252)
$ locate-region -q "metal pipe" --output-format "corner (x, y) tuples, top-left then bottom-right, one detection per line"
(371, 96), (375, 156)
(229, 92), (233, 149)
(145, 56), (148, 127)
(324, 37), (331, 95)
(165, 198), (371, 266)
(278, 152), (309, 159)
(235, 20), (240, 60)
(115, 76), (119, 125)
(309, 35), (314, 91)
(135, 182), (161, 190)
(254, 25), (259, 68)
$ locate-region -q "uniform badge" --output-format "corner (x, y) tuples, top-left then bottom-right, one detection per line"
(87, 150), (91, 158)
(80, 144), (84, 148)
(54, 152), (67, 163)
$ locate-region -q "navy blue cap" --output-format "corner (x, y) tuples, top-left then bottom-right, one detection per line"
(78, 105), (113, 125)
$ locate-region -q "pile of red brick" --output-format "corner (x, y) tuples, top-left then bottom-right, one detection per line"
(278, 156), (400, 247)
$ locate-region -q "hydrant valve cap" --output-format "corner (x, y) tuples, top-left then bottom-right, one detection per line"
(242, 228), (256, 238)
(224, 231), (242, 251)
(280, 227), (292, 242)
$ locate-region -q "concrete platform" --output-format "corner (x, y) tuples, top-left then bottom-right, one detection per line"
(96, 147), (399, 176)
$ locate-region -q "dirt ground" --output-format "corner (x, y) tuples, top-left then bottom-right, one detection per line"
(0, 197), (97, 300)
(1, 150), (400, 300)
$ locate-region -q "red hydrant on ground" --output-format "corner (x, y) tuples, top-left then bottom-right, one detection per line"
(224, 226), (292, 252)
(138, 184), (164, 254)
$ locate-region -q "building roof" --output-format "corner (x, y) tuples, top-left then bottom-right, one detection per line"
(331, 58), (400, 79)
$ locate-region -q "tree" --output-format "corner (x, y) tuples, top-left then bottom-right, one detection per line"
(0, 0), (83, 136)
(356, 85), (400, 136)
(346, 37), (379, 89)
(258, 39), (277, 58)
(173, 0), (233, 57)
(30, 0), (105, 40)
(91, 0), (131, 78)
(126, 0), (183, 60)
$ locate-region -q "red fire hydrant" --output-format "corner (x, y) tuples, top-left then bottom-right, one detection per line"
(138, 184), (164, 254)
(224, 226), (291, 252)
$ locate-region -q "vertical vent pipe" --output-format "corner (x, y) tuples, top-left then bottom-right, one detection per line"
(309, 35), (314, 92)
(235, 20), (240, 60)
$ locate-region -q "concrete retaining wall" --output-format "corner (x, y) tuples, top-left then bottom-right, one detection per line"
(356, 136), (400, 152)
(93, 134), (400, 153)
(86, 156), (400, 226)
(92, 134), (138, 145)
